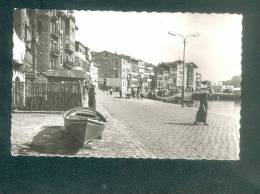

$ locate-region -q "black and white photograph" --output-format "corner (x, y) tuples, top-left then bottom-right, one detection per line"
(11, 9), (242, 159)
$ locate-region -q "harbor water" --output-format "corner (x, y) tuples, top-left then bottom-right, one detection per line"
(193, 100), (241, 116)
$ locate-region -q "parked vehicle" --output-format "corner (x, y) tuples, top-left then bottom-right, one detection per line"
(64, 107), (106, 147)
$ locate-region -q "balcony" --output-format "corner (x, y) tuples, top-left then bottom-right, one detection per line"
(51, 49), (60, 58)
(63, 60), (73, 69)
(51, 15), (58, 21)
(57, 10), (66, 17)
(25, 40), (31, 52)
(65, 42), (74, 54)
(51, 31), (60, 41)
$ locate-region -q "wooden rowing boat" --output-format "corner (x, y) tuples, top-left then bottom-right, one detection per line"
(64, 107), (106, 147)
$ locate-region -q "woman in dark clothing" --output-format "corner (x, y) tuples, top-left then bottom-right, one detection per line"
(88, 84), (96, 110)
(194, 93), (208, 125)
(119, 89), (122, 98)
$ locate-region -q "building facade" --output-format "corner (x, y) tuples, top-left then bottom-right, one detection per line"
(13, 9), (39, 82)
(75, 41), (90, 71)
(196, 72), (202, 89)
(155, 60), (199, 93)
(92, 52), (155, 95)
(156, 61), (183, 92)
(120, 55), (138, 92)
(154, 65), (170, 90)
(92, 51), (128, 93)
(186, 62), (198, 92)
(37, 10), (62, 72)
(90, 61), (99, 88)
(137, 60), (154, 93)
(32, 9), (87, 82)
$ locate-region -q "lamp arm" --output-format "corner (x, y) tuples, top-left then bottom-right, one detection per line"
(168, 32), (185, 39)
(185, 33), (200, 39)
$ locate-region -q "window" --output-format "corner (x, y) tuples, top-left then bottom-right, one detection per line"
(51, 40), (54, 52)
(49, 59), (52, 69)
(54, 41), (57, 51)
(60, 53), (63, 64)
(75, 57), (78, 66)
(38, 21), (42, 33)
(53, 58), (57, 68)
(24, 24), (28, 42)
(52, 21), (56, 34)
(50, 58), (57, 69)
(24, 24), (31, 49)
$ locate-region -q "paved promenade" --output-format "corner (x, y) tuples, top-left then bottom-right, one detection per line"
(11, 96), (154, 158)
(96, 91), (240, 160)
(11, 90), (240, 160)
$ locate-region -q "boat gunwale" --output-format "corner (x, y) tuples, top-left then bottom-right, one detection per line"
(64, 107), (107, 122)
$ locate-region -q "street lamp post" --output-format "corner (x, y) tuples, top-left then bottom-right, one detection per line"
(168, 32), (200, 107)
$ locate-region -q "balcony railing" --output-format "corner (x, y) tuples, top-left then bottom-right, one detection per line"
(51, 31), (60, 40)
(51, 15), (58, 21)
(63, 60), (73, 69)
(65, 41), (75, 54)
(51, 49), (60, 58)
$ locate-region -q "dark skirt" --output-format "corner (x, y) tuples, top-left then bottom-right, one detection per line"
(88, 97), (96, 110)
(196, 106), (207, 123)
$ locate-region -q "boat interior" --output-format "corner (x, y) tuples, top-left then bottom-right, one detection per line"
(66, 108), (106, 122)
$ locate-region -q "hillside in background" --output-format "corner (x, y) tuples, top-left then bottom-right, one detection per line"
(222, 75), (241, 88)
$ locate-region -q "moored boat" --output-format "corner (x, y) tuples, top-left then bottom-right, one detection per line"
(64, 107), (106, 147)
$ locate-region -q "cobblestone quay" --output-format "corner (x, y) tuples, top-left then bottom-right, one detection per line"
(11, 90), (240, 160)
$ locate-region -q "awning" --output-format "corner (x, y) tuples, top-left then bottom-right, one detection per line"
(13, 29), (25, 64)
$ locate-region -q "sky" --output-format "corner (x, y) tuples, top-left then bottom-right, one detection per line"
(74, 11), (242, 81)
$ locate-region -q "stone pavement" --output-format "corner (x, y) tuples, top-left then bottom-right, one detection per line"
(96, 91), (240, 160)
(11, 90), (240, 160)
(11, 99), (154, 158)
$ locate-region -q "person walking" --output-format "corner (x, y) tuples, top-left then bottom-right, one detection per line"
(83, 81), (89, 107)
(137, 87), (140, 99)
(88, 84), (96, 110)
(140, 91), (144, 99)
(119, 89), (122, 98)
(194, 93), (208, 125)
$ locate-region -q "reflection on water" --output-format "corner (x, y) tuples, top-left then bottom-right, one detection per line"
(193, 100), (241, 116)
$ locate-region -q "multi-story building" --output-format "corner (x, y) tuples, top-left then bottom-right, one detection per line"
(13, 9), (39, 82)
(137, 60), (154, 92)
(13, 29), (26, 82)
(12, 29), (27, 108)
(75, 41), (90, 71)
(36, 10), (87, 82)
(156, 61), (180, 91)
(211, 81), (223, 93)
(92, 51), (128, 94)
(172, 60), (186, 90)
(144, 63), (155, 89)
(62, 11), (77, 70)
(154, 64), (170, 90)
(13, 9), (40, 109)
(186, 62), (198, 92)
(128, 58), (139, 89)
(37, 10), (62, 72)
(196, 72), (202, 89)
(89, 61), (99, 88)
(155, 60), (198, 93)
(119, 55), (138, 90)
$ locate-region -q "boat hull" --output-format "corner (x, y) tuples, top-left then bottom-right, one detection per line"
(64, 107), (106, 146)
